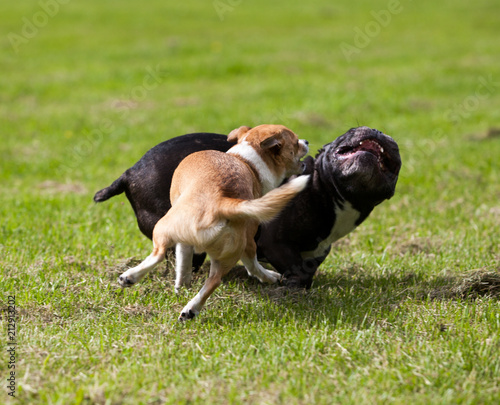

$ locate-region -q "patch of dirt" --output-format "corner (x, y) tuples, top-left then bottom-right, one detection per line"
(429, 269), (500, 300)
(399, 237), (440, 256)
(173, 96), (200, 107)
(469, 127), (500, 141)
(219, 265), (312, 305)
(486, 127), (500, 139)
(37, 180), (87, 195)
(18, 304), (61, 324)
(122, 304), (158, 317)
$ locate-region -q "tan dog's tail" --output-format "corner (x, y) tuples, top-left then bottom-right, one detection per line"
(219, 175), (310, 223)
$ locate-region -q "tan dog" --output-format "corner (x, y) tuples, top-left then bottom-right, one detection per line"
(118, 124), (309, 320)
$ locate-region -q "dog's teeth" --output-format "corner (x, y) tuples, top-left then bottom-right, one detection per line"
(380, 147), (384, 152)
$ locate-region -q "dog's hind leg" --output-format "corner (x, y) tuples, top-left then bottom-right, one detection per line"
(118, 248), (165, 287)
(241, 227), (281, 284)
(175, 243), (195, 293)
(178, 258), (235, 321)
(118, 223), (173, 287)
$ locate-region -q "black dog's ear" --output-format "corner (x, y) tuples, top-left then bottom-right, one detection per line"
(228, 126), (252, 143)
(260, 134), (283, 153)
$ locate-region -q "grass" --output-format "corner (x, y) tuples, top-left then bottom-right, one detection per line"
(1, 0), (500, 403)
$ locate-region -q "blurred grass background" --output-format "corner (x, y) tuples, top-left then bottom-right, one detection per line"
(0, 0), (499, 403)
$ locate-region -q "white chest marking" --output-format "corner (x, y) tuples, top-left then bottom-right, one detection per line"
(227, 142), (279, 194)
(301, 202), (360, 259)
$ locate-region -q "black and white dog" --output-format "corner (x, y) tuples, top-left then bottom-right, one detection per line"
(94, 126), (401, 288)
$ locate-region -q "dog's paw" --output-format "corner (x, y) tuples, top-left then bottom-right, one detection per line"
(261, 269), (282, 284)
(178, 308), (198, 322)
(118, 274), (135, 288)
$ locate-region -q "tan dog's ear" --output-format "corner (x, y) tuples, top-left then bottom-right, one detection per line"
(228, 126), (252, 143)
(260, 134), (283, 153)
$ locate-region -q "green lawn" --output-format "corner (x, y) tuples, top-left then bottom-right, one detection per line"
(1, 0), (500, 403)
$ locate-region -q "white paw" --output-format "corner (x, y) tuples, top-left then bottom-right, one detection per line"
(242, 256), (282, 284)
(178, 307), (199, 322)
(118, 273), (136, 287)
(260, 269), (281, 284)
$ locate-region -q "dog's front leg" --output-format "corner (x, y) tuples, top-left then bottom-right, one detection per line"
(241, 255), (281, 284)
(242, 236), (281, 284)
(175, 243), (195, 293)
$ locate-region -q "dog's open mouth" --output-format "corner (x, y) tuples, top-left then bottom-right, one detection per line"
(336, 138), (396, 173)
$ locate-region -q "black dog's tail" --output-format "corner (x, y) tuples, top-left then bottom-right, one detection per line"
(93, 176), (126, 202)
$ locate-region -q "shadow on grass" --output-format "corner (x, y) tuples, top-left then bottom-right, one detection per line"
(220, 265), (500, 327)
(99, 256), (500, 328)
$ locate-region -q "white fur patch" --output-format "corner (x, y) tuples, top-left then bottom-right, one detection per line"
(301, 202), (360, 259)
(194, 220), (227, 252)
(227, 141), (279, 194)
(299, 139), (309, 154)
